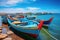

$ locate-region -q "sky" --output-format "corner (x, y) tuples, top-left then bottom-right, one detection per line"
(0, 0), (60, 13)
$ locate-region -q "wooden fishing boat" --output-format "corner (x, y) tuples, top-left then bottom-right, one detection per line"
(2, 16), (8, 24)
(35, 17), (53, 26)
(25, 15), (53, 26)
(7, 16), (44, 40)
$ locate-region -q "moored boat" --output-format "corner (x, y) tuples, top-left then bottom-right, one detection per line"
(25, 15), (53, 26)
(35, 17), (53, 26)
(34, 17), (53, 29)
(7, 16), (44, 40)
(2, 16), (8, 24)
(43, 17), (53, 26)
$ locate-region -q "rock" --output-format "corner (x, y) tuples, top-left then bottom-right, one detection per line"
(0, 34), (8, 39)
(7, 31), (13, 35)
(0, 30), (2, 33)
(3, 37), (12, 40)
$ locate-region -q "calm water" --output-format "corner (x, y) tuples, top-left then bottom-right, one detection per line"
(48, 14), (60, 39)
(36, 14), (60, 28)
(37, 13), (60, 40)
(36, 13), (60, 40)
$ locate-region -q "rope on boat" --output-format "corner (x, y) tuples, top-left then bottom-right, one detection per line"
(42, 28), (58, 40)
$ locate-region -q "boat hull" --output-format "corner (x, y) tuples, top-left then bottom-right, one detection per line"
(9, 26), (37, 40)
(7, 18), (42, 39)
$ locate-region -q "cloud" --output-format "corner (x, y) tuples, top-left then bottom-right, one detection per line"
(0, 8), (25, 13)
(0, 7), (40, 13)
(27, 7), (40, 12)
(6, 0), (24, 5)
(0, 0), (36, 7)
(27, 7), (40, 11)
(0, 0), (24, 6)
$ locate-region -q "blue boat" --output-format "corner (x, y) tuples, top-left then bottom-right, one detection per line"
(43, 17), (53, 26)
(25, 15), (53, 26)
(7, 15), (53, 40)
(2, 16), (8, 24)
(7, 16), (44, 40)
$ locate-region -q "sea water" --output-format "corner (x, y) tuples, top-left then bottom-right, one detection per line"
(48, 13), (60, 40)
(36, 13), (60, 40)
